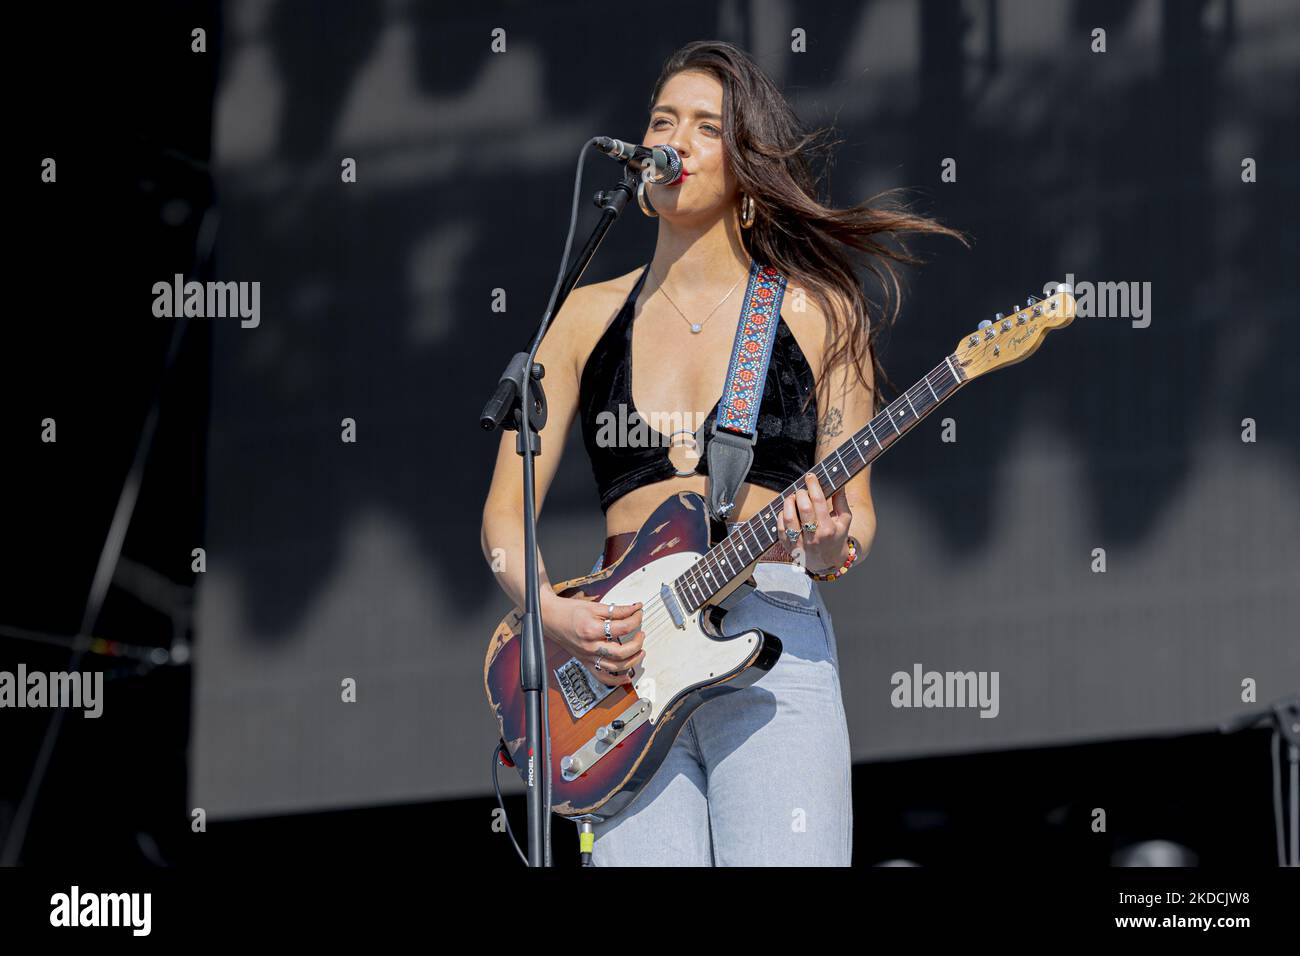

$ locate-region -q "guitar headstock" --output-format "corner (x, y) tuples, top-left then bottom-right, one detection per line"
(954, 283), (1077, 382)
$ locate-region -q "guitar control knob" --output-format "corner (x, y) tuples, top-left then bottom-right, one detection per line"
(561, 754), (585, 776)
(597, 724), (618, 744)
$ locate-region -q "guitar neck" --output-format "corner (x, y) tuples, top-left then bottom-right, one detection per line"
(672, 353), (968, 611)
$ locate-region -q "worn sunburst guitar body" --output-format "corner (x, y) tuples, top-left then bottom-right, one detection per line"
(484, 283), (1077, 819)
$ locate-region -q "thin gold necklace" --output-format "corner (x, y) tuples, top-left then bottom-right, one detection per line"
(649, 262), (745, 334)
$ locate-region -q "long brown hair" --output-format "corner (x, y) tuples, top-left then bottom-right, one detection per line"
(649, 40), (969, 415)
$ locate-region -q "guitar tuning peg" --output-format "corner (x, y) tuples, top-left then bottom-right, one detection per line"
(1054, 282), (1074, 296)
(1026, 295), (1038, 304)
(978, 319), (993, 330)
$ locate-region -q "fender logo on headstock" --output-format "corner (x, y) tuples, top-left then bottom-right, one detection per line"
(1010, 323), (1037, 349)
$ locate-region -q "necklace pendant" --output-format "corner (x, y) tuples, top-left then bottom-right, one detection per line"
(690, 323), (702, 334)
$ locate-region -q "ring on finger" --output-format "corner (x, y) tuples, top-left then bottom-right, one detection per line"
(784, 526), (800, 542)
(603, 619), (612, 638)
(607, 602), (615, 618)
(802, 521), (818, 535)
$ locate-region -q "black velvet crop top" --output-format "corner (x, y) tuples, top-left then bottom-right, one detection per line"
(578, 263), (819, 513)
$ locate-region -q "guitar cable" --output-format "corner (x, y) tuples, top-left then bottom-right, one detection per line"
(492, 741), (528, 865)
(492, 741), (599, 865)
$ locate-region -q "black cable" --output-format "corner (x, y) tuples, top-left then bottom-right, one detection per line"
(492, 742), (528, 866)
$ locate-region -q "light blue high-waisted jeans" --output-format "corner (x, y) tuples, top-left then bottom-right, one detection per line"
(587, 561), (853, 866)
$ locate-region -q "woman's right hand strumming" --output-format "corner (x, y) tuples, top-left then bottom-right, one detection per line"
(541, 595), (646, 687)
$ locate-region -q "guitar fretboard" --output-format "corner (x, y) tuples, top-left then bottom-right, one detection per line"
(672, 354), (967, 611)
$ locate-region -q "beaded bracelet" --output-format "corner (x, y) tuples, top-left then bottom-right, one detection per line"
(806, 536), (859, 581)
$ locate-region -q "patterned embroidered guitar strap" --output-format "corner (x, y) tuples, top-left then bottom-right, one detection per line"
(701, 259), (788, 522)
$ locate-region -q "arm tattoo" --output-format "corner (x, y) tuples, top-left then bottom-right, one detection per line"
(818, 406), (844, 442)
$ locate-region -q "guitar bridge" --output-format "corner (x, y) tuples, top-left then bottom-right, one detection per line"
(554, 657), (615, 719)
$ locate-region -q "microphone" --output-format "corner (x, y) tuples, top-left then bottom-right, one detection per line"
(592, 138), (682, 184)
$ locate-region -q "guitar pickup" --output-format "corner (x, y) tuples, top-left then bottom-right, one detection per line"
(661, 583), (686, 628)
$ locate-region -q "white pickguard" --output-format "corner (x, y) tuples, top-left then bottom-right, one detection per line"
(600, 552), (759, 723)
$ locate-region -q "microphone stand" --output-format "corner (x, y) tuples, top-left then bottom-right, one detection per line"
(479, 162), (640, 866)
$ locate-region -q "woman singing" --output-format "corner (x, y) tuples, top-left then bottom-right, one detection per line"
(481, 40), (964, 865)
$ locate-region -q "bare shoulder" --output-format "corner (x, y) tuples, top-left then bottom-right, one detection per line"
(546, 265), (646, 379)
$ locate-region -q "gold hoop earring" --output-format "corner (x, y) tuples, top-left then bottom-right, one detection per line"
(740, 193), (756, 229)
(637, 180), (658, 218)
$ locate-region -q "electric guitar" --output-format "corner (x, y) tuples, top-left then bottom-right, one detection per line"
(484, 283), (1077, 819)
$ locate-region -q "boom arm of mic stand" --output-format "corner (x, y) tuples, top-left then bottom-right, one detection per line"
(523, 167), (640, 358)
(478, 165), (637, 866)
